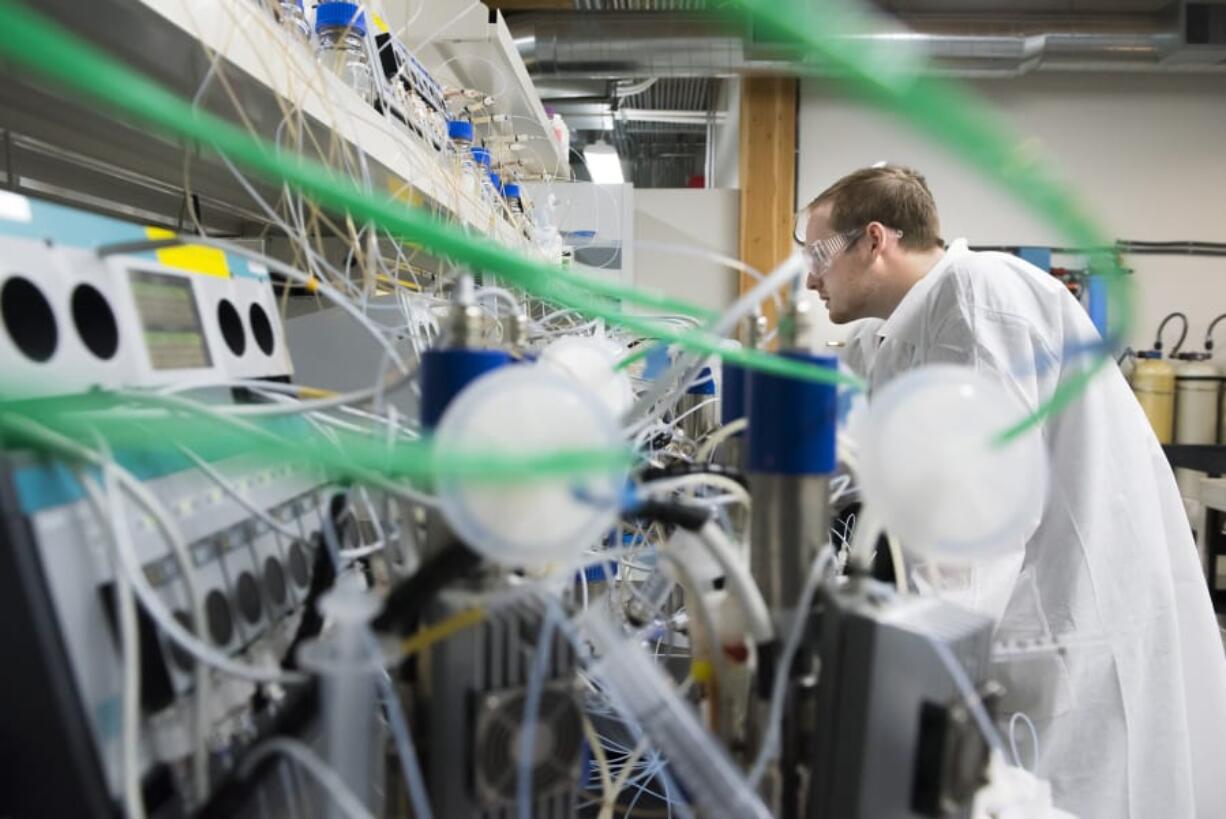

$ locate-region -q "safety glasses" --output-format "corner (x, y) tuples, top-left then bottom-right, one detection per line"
(801, 228), (864, 278)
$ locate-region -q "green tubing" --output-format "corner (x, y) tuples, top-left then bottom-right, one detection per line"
(731, 0), (1132, 441)
(0, 394), (635, 484)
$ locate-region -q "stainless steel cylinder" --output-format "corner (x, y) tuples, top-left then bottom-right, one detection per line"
(749, 473), (831, 614)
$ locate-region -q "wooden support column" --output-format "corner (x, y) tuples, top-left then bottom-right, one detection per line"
(738, 76), (797, 340)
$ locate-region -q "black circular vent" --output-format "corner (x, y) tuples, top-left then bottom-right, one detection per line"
(264, 556), (287, 606)
(217, 298), (245, 356)
(249, 302), (275, 355)
(2, 276), (57, 362)
(71, 284), (119, 360)
(236, 571), (262, 624)
(205, 589), (234, 646)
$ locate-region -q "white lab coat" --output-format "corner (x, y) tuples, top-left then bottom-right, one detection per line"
(852, 240), (1226, 819)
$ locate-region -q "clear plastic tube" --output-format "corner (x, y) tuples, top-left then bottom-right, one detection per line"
(374, 670), (434, 819)
(297, 579), (383, 819)
(239, 738), (375, 819)
(473, 285), (522, 316)
(516, 609), (558, 819)
(87, 465), (146, 819)
(580, 609), (774, 819)
(623, 252), (806, 428)
(746, 546), (835, 788)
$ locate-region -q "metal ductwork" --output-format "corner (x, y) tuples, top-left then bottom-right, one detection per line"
(511, 6), (1224, 79)
(514, 13), (752, 78)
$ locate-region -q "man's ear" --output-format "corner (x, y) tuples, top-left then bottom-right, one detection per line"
(866, 221), (887, 255)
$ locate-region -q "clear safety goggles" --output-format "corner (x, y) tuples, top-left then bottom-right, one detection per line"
(800, 228), (864, 278)
(800, 226), (905, 278)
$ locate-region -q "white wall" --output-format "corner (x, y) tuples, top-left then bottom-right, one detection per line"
(797, 73), (1226, 351)
(520, 180), (635, 286)
(634, 189), (741, 313)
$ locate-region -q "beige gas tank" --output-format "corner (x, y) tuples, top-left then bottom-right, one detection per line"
(1129, 352), (1175, 444)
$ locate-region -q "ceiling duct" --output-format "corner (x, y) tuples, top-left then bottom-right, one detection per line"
(510, 6), (1226, 78)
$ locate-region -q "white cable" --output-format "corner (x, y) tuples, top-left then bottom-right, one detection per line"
(130, 390), (440, 508)
(239, 738), (375, 819)
(83, 469), (147, 819)
(669, 397), (719, 430)
(374, 667), (435, 819)
(886, 532), (907, 595)
(222, 371), (414, 417)
(473, 285), (522, 315)
(930, 637), (1007, 756)
(176, 446), (303, 540)
(158, 378), (313, 397)
(847, 504), (883, 572)
(639, 474), (750, 510)
(747, 546), (836, 788)
(624, 252), (807, 428)
(1009, 711), (1040, 773)
(338, 405), (420, 439)
(9, 417), (305, 685)
(77, 430), (211, 802)
(829, 473), (853, 505)
(695, 521), (773, 643)
(695, 419), (747, 462)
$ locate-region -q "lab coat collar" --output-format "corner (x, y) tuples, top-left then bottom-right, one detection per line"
(876, 238), (969, 343)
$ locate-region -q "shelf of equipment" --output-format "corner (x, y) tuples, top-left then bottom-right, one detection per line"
(0, 0), (534, 250)
(393, 2), (569, 182)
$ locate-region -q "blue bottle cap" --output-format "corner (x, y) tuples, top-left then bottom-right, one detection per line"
(503, 183), (521, 199)
(489, 172), (502, 192)
(686, 366), (716, 396)
(447, 120), (474, 142)
(315, 2), (366, 35)
(470, 146), (491, 166)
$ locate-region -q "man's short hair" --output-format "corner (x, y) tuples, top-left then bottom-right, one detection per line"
(806, 165), (942, 251)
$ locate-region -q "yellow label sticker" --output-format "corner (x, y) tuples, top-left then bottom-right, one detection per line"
(144, 227), (230, 278)
(387, 178), (424, 208)
(371, 13), (390, 33)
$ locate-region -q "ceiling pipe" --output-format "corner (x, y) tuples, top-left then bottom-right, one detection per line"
(510, 10), (1207, 78)
(615, 77), (660, 96)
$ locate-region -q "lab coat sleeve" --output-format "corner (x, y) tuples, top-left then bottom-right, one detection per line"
(914, 292), (1048, 625)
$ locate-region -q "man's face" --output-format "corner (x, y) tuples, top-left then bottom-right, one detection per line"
(804, 204), (868, 324)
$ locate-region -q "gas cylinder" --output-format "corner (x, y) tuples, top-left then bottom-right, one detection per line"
(1171, 350), (1220, 527)
(1205, 312), (1226, 444)
(1174, 352), (1220, 445)
(1129, 351), (1176, 444)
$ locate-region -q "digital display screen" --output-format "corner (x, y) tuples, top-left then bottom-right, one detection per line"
(129, 270), (212, 370)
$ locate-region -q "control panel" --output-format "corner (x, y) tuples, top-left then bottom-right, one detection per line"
(0, 194), (292, 400)
(0, 196), (334, 816)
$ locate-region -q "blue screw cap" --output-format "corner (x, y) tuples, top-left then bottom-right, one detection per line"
(315, 2), (366, 35)
(447, 120), (474, 142)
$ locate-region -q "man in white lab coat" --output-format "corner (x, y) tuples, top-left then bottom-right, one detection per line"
(803, 165), (1226, 818)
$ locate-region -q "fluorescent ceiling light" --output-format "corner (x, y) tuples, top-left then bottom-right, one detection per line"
(583, 141), (624, 185)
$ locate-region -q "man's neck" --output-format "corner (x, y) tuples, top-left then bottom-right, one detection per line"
(877, 246), (947, 319)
